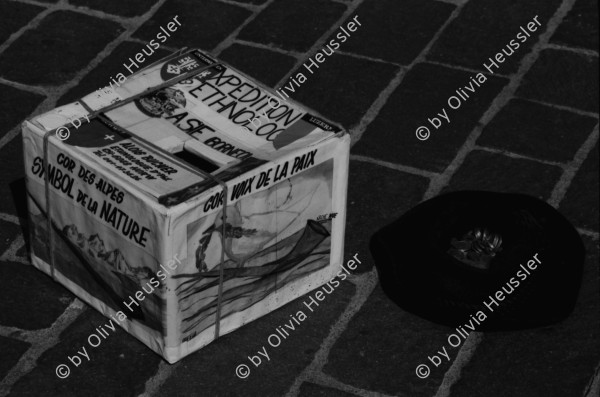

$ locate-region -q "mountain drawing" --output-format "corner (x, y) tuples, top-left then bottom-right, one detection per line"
(63, 224), (155, 287)
(28, 186), (163, 332)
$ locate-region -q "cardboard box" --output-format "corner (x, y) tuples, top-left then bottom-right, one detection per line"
(22, 49), (350, 362)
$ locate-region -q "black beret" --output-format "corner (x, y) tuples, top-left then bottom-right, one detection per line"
(371, 191), (585, 331)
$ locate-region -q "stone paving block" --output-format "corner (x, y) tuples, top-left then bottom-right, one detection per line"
(290, 53), (397, 129)
(237, 0), (346, 52)
(451, 237), (599, 397)
(551, 0), (599, 51)
(442, 150), (563, 200)
(335, 0), (454, 65)
(0, 11), (124, 86)
(323, 283), (456, 396)
(132, 0), (251, 51)
(219, 43), (296, 88)
(517, 49), (599, 113)
(559, 143), (599, 231)
(9, 309), (162, 397)
(58, 41), (171, 106)
(298, 382), (355, 396)
(0, 138), (28, 219)
(477, 98), (597, 162)
(343, 161), (429, 274)
(69, 0), (160, 17)
(0, 84), (45, 140)
(0, 335), (30, 380)
(0, 261), (73, 330)
(429, 0), (562, 74)
(353, 63), (508, 172)
(158, 282), (355, 397)
(0, 1), (43, 45)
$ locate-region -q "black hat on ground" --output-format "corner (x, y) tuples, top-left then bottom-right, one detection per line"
(370, 191), (585, 331)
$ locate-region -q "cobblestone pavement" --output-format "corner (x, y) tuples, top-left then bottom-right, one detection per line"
(0, 0), (598, 396)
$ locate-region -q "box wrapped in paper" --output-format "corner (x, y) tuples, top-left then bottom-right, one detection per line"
(22, 49), (350, 363)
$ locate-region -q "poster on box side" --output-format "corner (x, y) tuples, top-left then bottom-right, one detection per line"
(23, 125), (169, 338)
(170, 145), (335, 343)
